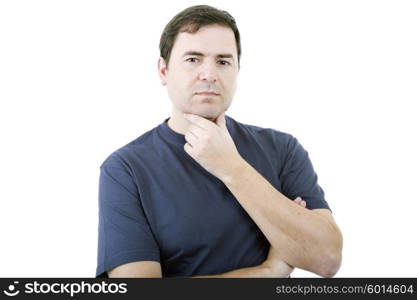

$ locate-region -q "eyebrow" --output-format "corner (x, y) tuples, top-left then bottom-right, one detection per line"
(182, 51), (234, 60)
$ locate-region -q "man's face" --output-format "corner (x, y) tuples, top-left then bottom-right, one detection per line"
(158, 24), (239, 120)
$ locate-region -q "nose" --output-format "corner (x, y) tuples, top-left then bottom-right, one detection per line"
(198, 62), (218, 83)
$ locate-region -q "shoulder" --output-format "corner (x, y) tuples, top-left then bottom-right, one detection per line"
(100, 126), (158, 170)
(227, 115), (297, 152)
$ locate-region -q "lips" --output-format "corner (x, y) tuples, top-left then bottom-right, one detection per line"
(195, 91), (220, 96)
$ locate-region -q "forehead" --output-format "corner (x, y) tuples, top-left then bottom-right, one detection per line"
(171, 24), (237, 58)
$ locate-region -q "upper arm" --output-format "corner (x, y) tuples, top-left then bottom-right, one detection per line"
(108, 261), (162, 278)
(280, 135), (331, 211)
(96, 157), (161, 277)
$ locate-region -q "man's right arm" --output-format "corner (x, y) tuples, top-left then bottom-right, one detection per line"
(107, 261), (162, 278)
(108, 258), (291, 278)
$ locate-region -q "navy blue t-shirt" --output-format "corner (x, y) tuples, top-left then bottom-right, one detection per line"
(96, 115), (330, 277)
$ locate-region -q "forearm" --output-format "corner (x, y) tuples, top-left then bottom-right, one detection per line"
(191, 263), (289, 278)
(223, 158), (342, 277)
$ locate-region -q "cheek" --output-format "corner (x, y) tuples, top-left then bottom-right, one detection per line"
(231, 80), (238, 95)
(224, 76), (237, 96)
(167, 77), (195, 105)
(168, 75), (183, 93)
(173, 72), (193, 92)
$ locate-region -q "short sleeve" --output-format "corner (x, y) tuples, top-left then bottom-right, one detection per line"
(279, 135), (331, 211)
(96, 156), (160, 278)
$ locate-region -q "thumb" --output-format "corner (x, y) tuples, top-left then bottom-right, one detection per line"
(215, 112), (227, 129)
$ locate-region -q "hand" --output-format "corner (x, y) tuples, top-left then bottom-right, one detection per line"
(262, 246), (294, 277)
(293, 196), (307, 208)
(262, 196), (307, 277)
(183, 112), (243, 181)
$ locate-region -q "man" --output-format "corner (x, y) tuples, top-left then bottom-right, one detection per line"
(96, 5), (343, 278)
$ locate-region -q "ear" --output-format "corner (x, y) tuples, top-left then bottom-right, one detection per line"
(158, 57), (168, 86)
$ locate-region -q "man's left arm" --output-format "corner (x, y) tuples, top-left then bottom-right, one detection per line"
(222, 158), (343, 278)
(182, 113), (343, 278)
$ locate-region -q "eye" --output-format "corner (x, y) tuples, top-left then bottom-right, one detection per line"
(186, 57), (199, 63)
(218, 60), (231, 66)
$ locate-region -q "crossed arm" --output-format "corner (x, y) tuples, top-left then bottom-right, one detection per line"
(108, 197), (312, 278)
(108, 160), (343, 278)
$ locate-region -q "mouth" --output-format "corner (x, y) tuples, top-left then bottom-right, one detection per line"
(195, 91), (220, 96)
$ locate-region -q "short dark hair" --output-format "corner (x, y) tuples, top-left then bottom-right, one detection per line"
(159, 5), (241, 69)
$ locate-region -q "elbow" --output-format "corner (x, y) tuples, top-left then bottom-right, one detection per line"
(318, 230), (343, 278)
(318, 253), (342, 278)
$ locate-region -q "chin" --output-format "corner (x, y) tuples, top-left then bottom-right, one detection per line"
(198, 111), (222, 121)
(183, 103), (226, 121)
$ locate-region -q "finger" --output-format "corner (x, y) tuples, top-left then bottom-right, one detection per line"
(184, 142), (194, 157)
(184, 131), (198, 146)
(187, 124), (206, 138)
(293, 197), (307, 208)
(294, 198), (301, 204)
(184, 113), (214, 130)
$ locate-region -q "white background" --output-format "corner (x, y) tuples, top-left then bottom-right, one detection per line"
(1, 0), (416, 277)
